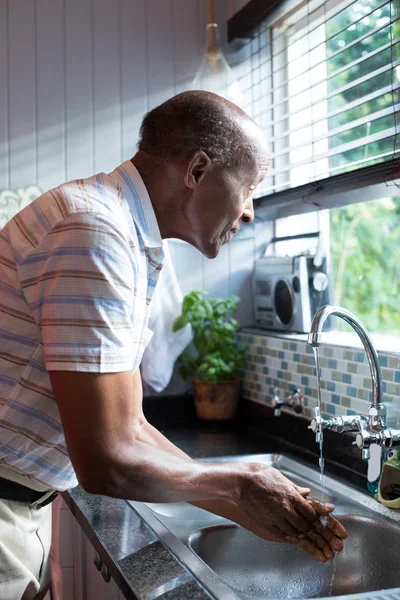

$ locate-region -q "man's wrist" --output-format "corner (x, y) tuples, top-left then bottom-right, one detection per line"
(203, 460), (250, 503)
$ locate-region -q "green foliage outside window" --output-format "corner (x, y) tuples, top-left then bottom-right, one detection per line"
(330, 196), (400, 333)
(326, 1), (400, 333)
(326, 1), (399, 170)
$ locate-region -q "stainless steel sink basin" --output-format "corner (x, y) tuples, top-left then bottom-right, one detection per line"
(128, 454), (400, 600)
(189, 515), (400, 598)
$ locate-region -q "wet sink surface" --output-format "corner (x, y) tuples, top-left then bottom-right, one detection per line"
(128, 454), (400, 600)
(189, 515), (400, 598)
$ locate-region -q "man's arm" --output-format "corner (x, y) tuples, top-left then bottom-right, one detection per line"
(49, 368), (346, 559)
(130, 376), (346, 562)
(137, 413), (346, 562)
(49, 369), (244, 503)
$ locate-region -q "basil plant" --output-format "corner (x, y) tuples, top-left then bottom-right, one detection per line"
(173, 290), (246, 385)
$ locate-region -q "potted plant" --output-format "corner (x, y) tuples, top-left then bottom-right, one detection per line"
(173, 290), (245, 420)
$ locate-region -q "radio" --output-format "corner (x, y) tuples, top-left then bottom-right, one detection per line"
(253, 234), (330, 333)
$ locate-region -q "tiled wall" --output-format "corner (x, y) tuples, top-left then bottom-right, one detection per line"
(237, 332), (400, 426)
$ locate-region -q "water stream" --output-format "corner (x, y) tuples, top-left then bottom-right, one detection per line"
(313, 347), (337, 596)
(312, 347), (326, 502)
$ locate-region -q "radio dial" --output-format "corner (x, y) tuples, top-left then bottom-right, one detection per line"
(312, 271), (328, 292)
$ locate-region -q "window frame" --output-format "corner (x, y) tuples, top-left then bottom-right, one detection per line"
(229, 0), (400, 219)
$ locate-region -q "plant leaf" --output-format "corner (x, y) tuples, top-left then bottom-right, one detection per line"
(172, 314), (188, 332)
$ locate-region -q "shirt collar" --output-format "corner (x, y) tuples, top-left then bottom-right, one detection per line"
(110, 160), (163, 250)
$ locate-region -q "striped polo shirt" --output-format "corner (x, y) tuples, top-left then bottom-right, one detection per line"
(0, 160), (164, 491)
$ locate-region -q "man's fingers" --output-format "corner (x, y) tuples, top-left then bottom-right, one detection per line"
(296, 537), (327, 563)
(284, 535), (299, 545)
(294, 495), (318, 523)
(306, 529), (335, 560)
(286, 510), (317, 535)
(269, 525), (288, 542)
(295, 485), (311, 497)
(327, 515), (348, 539)
(275, 517), (300, 538)
(310, 515), (347, 552)
(307, 496), (334, 513)
(313, 524), (344, 552)
(314, 515), (348, 540)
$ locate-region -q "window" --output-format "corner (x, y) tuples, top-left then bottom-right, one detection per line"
(275, 0), (399, 191)
(230, 0), (400, 341)
(274, 193), (400, 336)
(232, 0), (400, 200)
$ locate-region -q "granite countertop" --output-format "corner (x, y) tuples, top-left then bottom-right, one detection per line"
(63, 396), (368, 600)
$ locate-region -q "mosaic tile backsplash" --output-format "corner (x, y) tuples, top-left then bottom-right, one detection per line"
(237, 331), (400, 426)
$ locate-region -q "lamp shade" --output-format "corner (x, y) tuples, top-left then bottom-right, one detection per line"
(191, 23), (243, 107)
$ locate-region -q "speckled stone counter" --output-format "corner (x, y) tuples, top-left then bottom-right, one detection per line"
(63, 396), (368, 600)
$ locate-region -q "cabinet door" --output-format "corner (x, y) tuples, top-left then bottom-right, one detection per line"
(71, 516), (122, 600)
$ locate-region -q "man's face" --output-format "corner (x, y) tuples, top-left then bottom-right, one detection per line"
(192, 157), (267, 259)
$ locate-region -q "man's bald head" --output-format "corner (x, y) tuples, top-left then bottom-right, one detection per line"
(137, 90), (269, 171)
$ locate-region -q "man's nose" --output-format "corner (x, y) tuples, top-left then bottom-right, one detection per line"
(241, 197), (255, 224)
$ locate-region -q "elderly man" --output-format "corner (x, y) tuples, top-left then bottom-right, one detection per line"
(0, 91), (346, 600)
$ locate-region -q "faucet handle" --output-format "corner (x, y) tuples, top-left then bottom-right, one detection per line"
(309, 414), (322, 434)
(352, 439), (371, 459)
(287, 388), (304, 414)
(272, 387), (282, 416)
(355, 427), (380, 453)
(309, 407), (325, 443)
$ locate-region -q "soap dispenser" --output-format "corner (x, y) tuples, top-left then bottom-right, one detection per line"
(377, 399), (400, 508)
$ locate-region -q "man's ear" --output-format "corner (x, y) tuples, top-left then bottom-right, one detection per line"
(184, 151), (211, 189)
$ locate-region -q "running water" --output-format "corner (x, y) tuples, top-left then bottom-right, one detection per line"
(312, 347), (326, 503)
(313, 346), (337, 596)
(328, 555), (338, 597)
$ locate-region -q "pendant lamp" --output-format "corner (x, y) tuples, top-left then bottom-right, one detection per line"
(191, 0), (243, 106)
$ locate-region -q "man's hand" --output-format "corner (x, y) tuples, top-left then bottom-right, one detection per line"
(223, 493), (347, 563)
(285, 497), (348, 562)
(235, 465), (347, 561)
(238, 464), (319, 538)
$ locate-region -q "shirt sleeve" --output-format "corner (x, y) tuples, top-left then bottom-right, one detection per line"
(19, 211), (136, 372)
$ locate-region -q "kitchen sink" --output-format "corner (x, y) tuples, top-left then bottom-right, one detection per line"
(128, 454), (400, 600)
(189, 515), (400, 598)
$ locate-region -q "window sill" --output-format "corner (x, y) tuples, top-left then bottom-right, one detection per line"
(242, 327), (400, 356)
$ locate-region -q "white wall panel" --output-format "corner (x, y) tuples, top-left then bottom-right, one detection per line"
(93, 0), (122, 173)
(8, 0), (36, 188)
(203, 243), (231, 298)
(120, 0), (147, 160)
(0, 1), (8, 190)
(36, 0), (65, 191)
(146, 0), (175, 108)
(64, 0), (94, 180)
(229, 236), (255, 323)
(168, 240), (205, 297)
(172, 0), (204, 95)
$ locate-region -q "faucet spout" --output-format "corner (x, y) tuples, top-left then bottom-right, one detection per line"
(307, 304), (399, 488)
(308, 305), (384, 417)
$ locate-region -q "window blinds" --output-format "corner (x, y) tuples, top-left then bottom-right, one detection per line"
(238, 0), (400, 203)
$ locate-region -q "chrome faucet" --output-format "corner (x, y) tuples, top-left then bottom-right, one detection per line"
(272, 387), (304, 417)
(308, 305), (400, 480)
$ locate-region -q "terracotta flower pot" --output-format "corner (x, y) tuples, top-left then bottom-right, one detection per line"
(192, 378), (241, 420)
